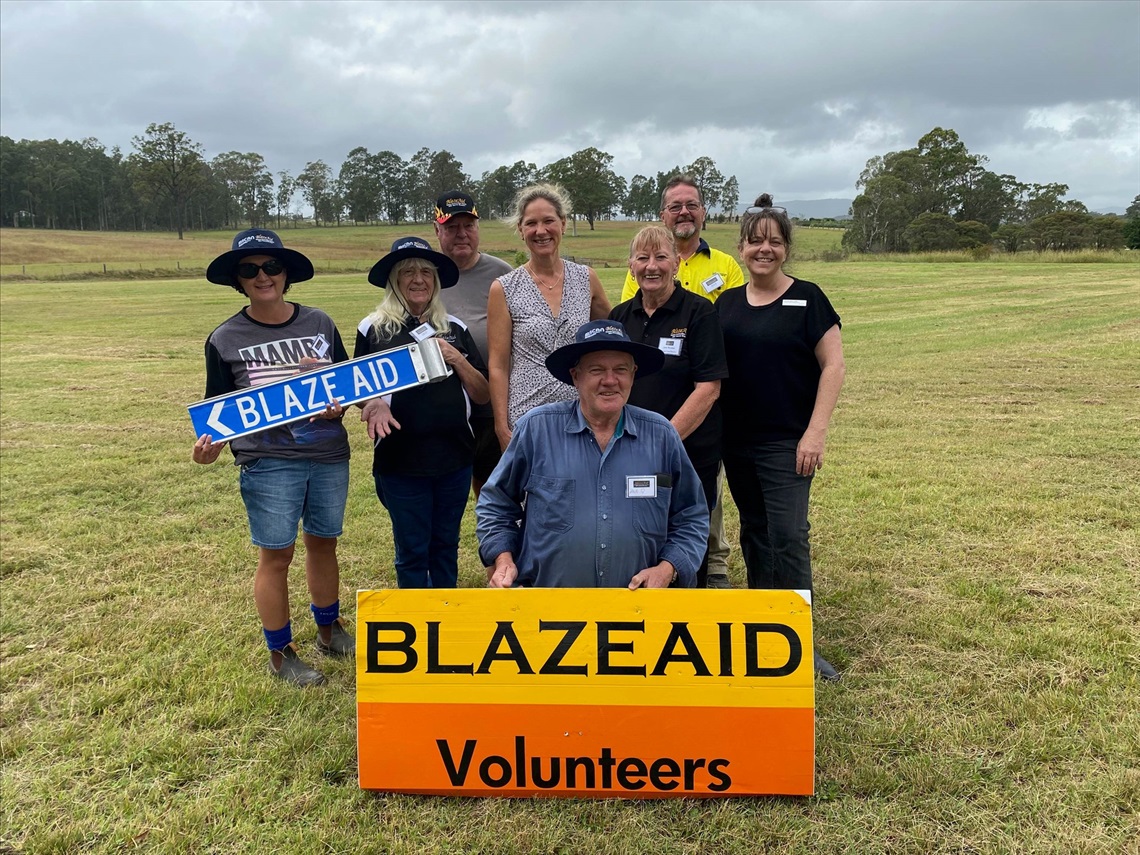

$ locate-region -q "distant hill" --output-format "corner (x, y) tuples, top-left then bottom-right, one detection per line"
(775, 199), (853, 220)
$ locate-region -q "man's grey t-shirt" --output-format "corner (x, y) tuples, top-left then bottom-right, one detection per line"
(440, 252), (513, 419)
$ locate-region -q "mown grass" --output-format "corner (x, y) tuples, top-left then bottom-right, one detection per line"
(3, 225), (1131, 283)
(1, 254), (1138, 854)
(0, 221), (840, 281)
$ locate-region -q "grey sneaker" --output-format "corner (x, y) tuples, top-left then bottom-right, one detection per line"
(705, 574), (732, 589)
(269, 642), (327, 687)
(315, 617), (354, 658)
(814, 651), (841, 683)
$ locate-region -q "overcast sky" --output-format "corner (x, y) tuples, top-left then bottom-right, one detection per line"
(1, 0), (1137, 212)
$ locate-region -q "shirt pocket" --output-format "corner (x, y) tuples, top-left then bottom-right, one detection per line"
(632, 486), (672, 539)
(524, 476), (575, 533)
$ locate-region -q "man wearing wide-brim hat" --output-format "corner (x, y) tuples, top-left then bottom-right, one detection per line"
(476, 320), (708, 589)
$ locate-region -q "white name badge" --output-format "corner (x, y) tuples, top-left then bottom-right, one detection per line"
(626, 475), (658, 498)
(410, 322), (436, 342)
(701, 273), (725, 294)
(658, 337), (683, 356)
(782, 299), (807, 307)
(311, 333), (330, 359)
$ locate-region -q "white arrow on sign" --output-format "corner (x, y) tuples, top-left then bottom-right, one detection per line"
(205, 401), (235, 437)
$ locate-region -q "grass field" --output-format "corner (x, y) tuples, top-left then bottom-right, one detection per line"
(1, 230), (1139, 853)
(0, 221), (844, 280)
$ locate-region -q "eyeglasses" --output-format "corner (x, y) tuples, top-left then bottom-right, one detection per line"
(664, 202), (703, 214)
(236, 259), (286, 279)
(745, 206), (788, 215)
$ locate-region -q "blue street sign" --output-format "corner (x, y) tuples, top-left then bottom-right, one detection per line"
(188, 339), (451, 442)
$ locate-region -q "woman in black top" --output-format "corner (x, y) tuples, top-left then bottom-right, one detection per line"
(716, 195), (846, 680)
(356, 237), (489, 588)
(609, 225), (728, 586)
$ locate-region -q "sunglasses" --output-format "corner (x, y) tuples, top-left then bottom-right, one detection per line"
(745, 206), (788, 215)
(236, 259), (286, 279)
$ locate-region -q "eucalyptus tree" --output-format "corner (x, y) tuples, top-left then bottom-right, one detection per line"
(477, 160), (536, 219)
(372, 150), (409, 225)
(720, 175), (740, 219)
(338, 146), (381, 223)
(684, 156), (725, 223)
(275, 171), (295, 228)
(128, 122), (205, 239)
(622, 174), (657, 221)
(296, 160), (335, 226)
(542, 147), (625, 230)
(212, 151), (274, 228)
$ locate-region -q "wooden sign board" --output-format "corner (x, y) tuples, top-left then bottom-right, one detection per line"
(356, 588), (814, 797)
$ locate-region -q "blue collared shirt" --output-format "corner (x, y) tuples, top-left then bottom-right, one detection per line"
(476, 401), (709, 587)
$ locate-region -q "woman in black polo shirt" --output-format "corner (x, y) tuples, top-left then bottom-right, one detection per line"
(356, 237), (489, 588)
(610, 225), (728, 587)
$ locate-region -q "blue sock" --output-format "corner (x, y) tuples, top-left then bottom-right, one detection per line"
(264, 622), (292, 652)
(311, 600), (339, 627)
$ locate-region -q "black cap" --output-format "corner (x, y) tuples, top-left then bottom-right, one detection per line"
(367, 236), (460, 289)
(206, 229), (314, 287)
(544, 320), (665, 385)
(434, 190), (479, 223)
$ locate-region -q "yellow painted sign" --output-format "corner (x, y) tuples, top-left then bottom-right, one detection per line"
(356, 588), (815, 797)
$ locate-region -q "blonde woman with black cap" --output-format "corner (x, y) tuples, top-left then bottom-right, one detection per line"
(356, 237), (489, 589)
(193, 229), (352, 688)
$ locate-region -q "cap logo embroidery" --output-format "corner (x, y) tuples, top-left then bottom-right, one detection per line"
(583, 325), (622, 340)
(237, 233), (276, 248)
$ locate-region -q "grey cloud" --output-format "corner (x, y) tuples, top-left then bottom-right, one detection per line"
(1, 0), (1136, 211)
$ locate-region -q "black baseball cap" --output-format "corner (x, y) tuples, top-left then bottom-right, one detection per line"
(434, 190), (479, 223)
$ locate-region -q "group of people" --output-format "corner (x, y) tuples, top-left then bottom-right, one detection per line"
(192, 178), (846, 687)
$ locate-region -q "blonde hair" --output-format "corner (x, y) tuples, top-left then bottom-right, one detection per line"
(629, 224), (679, 262)
(366, 258), (450, 341)
(509, 182), (572, 231)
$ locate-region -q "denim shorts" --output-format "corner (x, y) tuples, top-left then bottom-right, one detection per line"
(239, 457), (349, 549)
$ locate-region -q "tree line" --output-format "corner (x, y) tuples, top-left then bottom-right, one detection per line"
(0, 123), (740, 239)
(844, 127), (1138, 253)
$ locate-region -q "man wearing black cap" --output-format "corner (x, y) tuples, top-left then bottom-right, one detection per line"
(432, 190), (513, 498)
(476, 320), (708, 589)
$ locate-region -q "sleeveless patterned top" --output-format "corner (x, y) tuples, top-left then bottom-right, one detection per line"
(500, 260), (593, 427)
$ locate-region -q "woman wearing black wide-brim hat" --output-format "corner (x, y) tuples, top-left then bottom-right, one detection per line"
(355, 236), (489, 589)
(193, 228), (353, 688)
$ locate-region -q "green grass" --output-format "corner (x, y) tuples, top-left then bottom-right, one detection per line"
(2, 255), (1139, 853)
(0, 221), (840, 280)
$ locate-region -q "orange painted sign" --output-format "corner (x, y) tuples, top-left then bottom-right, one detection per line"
(356, 589), (814, 797)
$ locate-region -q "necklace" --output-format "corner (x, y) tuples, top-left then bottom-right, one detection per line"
(528, 263), (563, 291)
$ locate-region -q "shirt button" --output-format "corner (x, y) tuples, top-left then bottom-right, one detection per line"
(600, 544), (606, 549)
(602, 514), (607, 520)
(601, 485), (607, 491)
